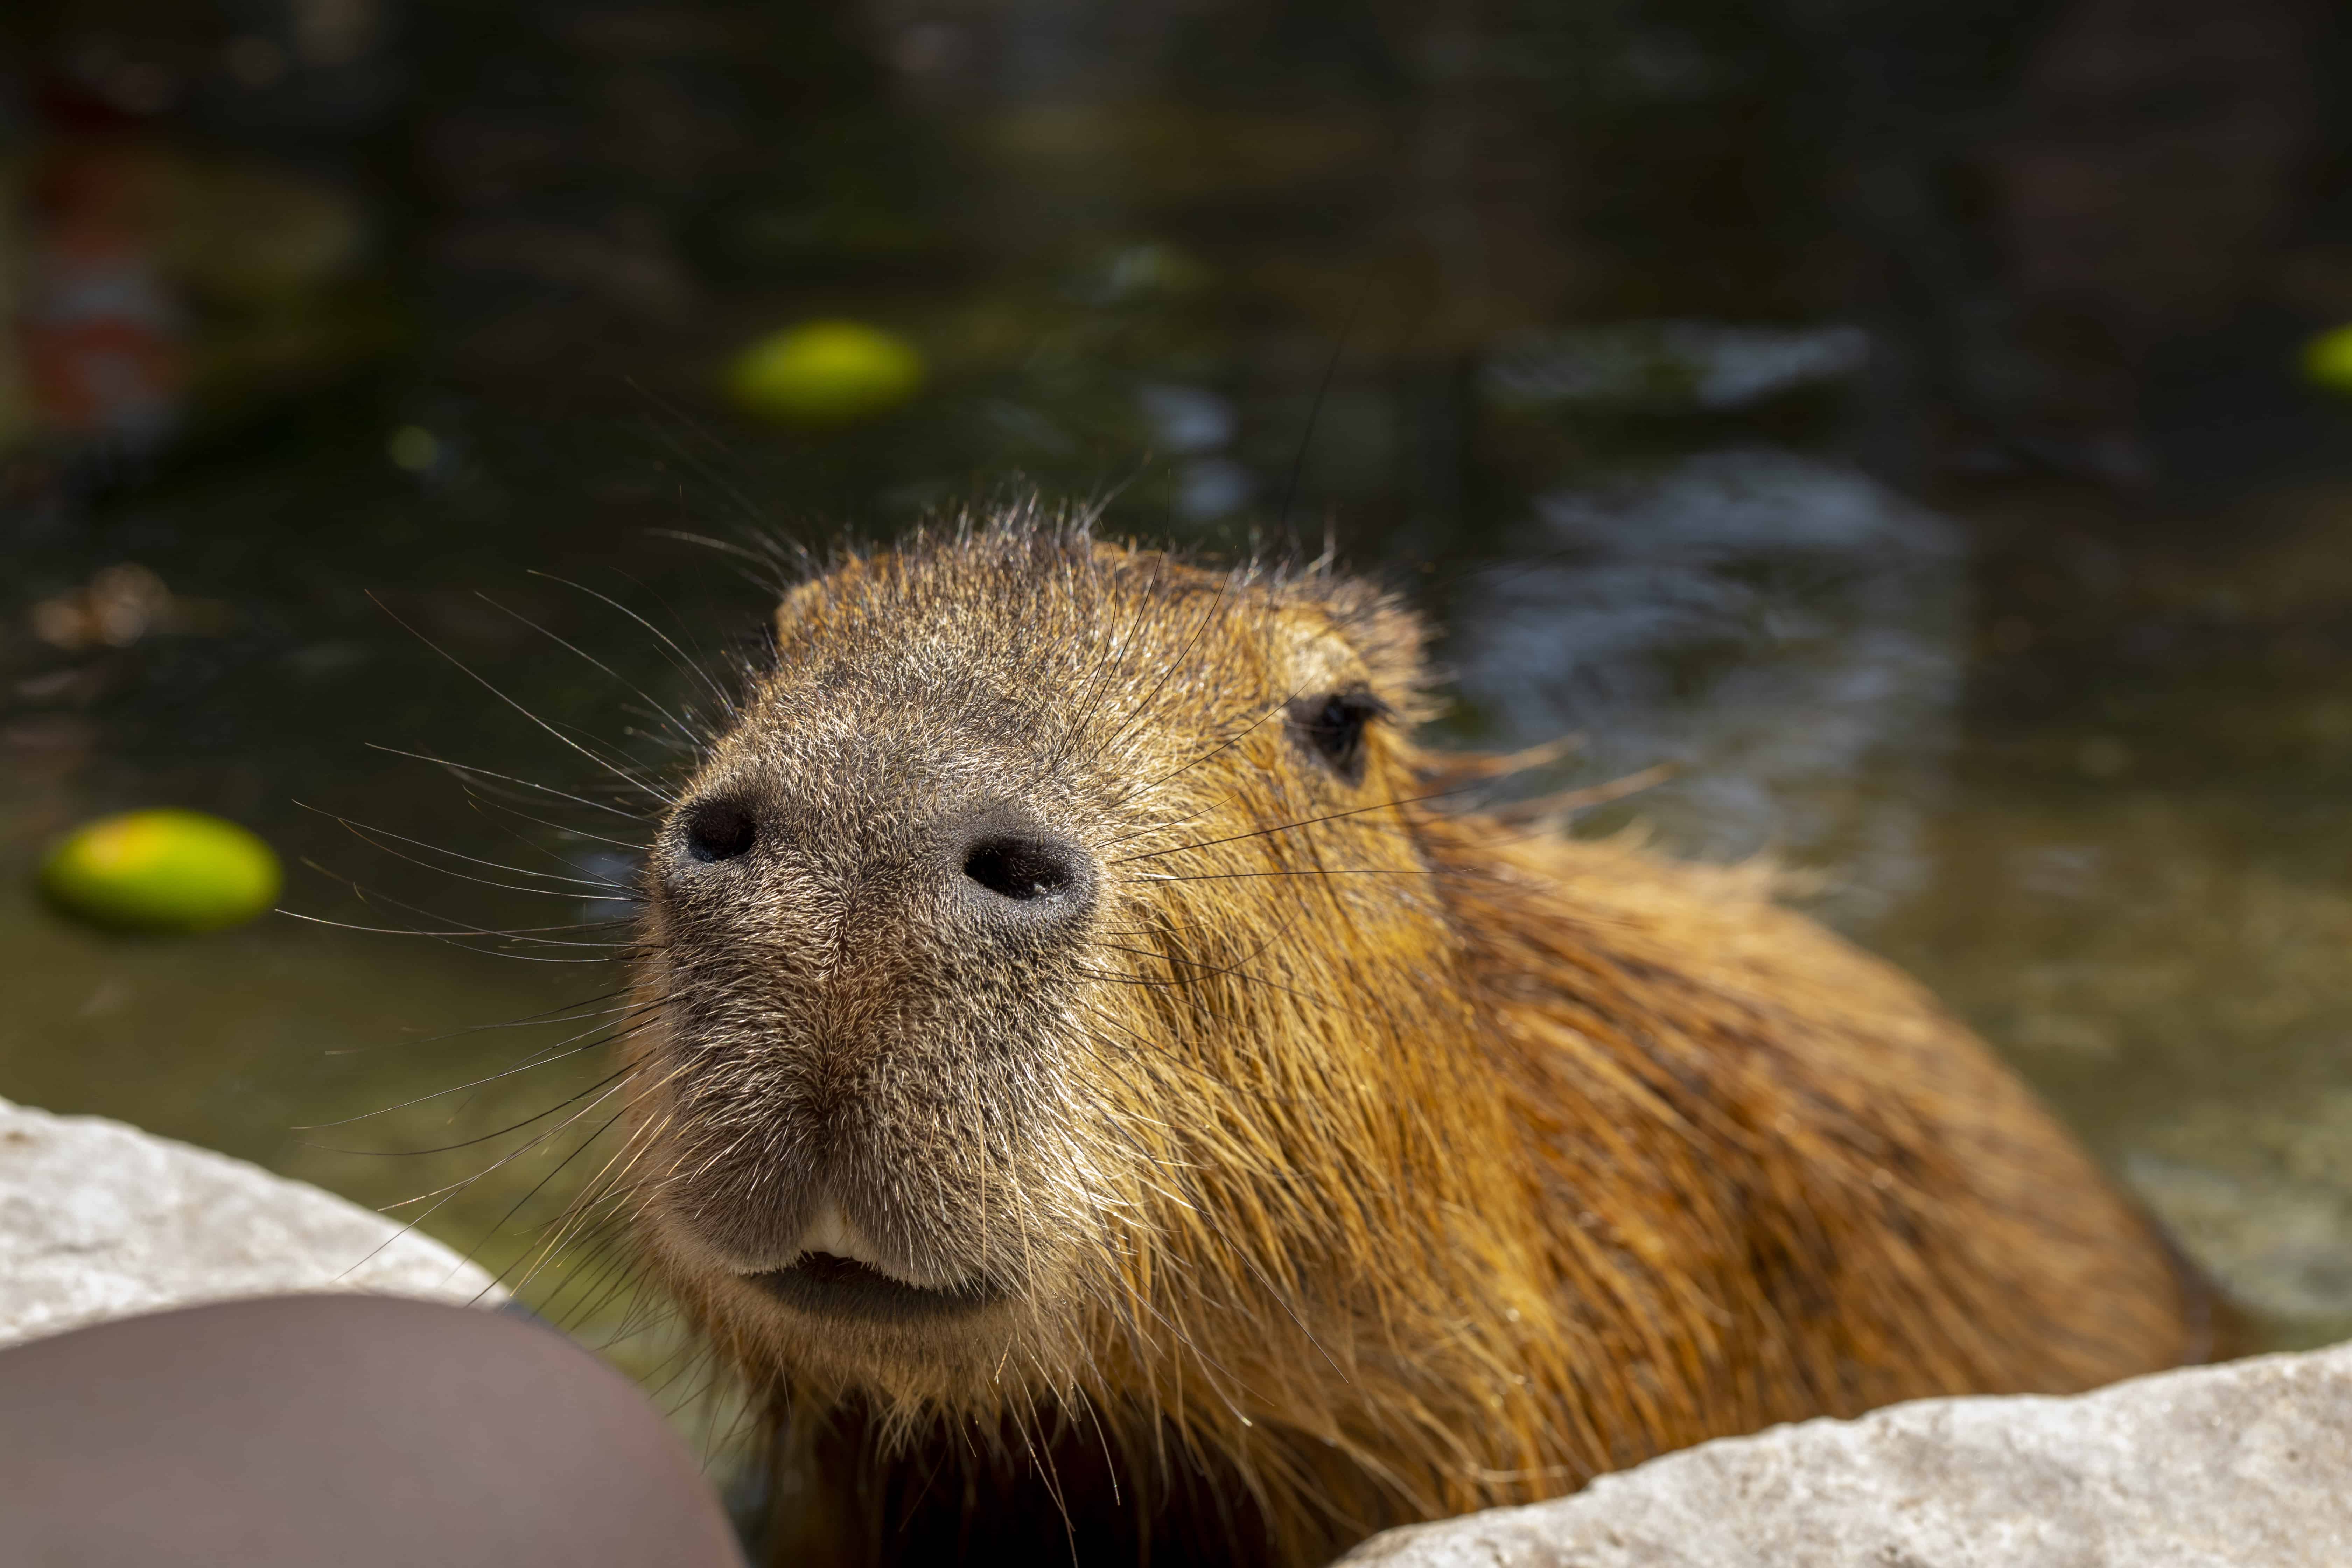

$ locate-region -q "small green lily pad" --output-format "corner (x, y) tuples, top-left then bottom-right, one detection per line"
(724, 320), (925, 427)
(39, 809), (282, 934)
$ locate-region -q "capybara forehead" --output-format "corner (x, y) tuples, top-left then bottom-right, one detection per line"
(756, 523), (1431, 736)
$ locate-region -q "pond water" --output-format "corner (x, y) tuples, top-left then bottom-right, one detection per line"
(5, 0), (2352, 1472)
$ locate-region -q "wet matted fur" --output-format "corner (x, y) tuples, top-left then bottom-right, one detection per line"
(615, 503), (2208, 1566)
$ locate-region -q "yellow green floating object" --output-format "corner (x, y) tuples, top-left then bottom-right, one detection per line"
(2301, 323), (2352, 393)
(724, 319), (925, 427)
(38, 809), (282, 934)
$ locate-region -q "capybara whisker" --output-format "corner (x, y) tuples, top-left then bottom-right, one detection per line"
(462, 791), (665, 852)
(294, 1011), (660, 1129)
(1110, 781), (1488, 863)
(1120, 866), (1443, 882)
(276, 907), (632, 954)
(364, 743), (654, 820)
(1101, 682), (1310, 813)
(527, 569), (746, 716)
(1079, 951), (1346, 1016)
(474, 590), (705, 745)
(331, 1060), (648, 1162)
(588, 503), (2218, 1567)
(296, 803), (640, 891)
(368, 592), (673, 805)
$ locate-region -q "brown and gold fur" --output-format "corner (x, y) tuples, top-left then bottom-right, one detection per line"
(617, 506), (2210, 1566)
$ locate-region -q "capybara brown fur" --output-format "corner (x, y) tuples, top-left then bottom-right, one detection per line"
(617, 505), (2212, 1566)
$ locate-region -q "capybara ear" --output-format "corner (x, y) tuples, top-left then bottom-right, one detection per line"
(1318, 579), (1436, 723)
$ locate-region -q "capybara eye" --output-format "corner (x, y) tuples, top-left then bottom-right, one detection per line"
(1289, 689), (1385, 784)
(682, 800), (757, 863)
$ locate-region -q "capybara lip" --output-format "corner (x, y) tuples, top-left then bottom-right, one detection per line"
(624, 519), (2212, 1563)
(742, 1253), (1006, 1323)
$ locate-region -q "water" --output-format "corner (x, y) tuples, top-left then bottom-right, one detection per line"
(1874, 483), (2352, 1349)
(6, 0), (2352, 1444)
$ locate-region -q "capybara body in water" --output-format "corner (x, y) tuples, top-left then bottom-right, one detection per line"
(619, 506), (2210, 1565)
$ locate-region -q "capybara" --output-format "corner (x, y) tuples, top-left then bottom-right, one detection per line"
(616, 505), (2211, 1565)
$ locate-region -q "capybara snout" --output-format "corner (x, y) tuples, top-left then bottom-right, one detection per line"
(616, 503), (2209, 1568)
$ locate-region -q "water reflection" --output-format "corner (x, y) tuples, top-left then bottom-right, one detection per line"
(1455, 448), (1964, 926)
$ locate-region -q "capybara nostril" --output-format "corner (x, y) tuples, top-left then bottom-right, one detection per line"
(962, 833), (1086, 904)
(629, 522), (2214, 1567)
(681, 799), (757, 864)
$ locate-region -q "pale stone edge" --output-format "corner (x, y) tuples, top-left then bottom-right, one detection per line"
(0, 1095), (508, 1352)
(1340, 1341), (2352, 1565)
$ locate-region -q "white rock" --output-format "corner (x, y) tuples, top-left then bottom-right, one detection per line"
(0, 1097), (504, 1350)
(1340, 1344), (2352, 1567)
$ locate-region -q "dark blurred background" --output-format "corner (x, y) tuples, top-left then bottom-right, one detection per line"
(7, 0), (2352, 1434)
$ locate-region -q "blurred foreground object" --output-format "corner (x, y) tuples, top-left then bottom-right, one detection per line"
(725, 318), (925, 426)
(38, 808), (281, 933)
(0, 1096), (500, 1351)
(0, 1296), (742, 1568)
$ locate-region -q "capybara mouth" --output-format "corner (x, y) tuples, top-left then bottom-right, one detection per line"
(743, 1253), (1006, 1323)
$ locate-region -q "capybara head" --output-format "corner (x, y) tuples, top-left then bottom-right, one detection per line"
(625, 508), (1492, 1422)
(613, 504), (2206, 1564)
